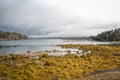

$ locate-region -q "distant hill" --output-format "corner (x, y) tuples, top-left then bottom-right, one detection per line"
(0, 31), (28, 41)
(92, 28), (120, 41)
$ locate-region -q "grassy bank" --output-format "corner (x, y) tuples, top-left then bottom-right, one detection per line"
(0, 44), (120, 80)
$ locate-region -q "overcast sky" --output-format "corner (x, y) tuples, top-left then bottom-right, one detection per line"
(0, 0), (120, 37)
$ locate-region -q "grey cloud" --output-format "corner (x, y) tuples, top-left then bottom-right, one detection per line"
(0, 0), (120, 37)
(89, 24), (120, 30)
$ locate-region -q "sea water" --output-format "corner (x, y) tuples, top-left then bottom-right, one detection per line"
(0, 38), (119, 54)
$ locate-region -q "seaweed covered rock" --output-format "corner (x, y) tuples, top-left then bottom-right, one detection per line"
(0, 45), (120, 80)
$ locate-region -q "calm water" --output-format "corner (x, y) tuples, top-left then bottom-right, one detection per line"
(0, 38), (119, 54)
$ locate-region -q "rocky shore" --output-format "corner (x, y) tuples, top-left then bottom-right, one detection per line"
(0, 44), (120, 80)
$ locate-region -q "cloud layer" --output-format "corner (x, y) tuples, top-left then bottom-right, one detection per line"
(0, 0), (120, 37)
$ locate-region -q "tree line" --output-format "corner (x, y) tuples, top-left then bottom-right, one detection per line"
(0, 31), (28, 40)
(92, 28), (120, 41)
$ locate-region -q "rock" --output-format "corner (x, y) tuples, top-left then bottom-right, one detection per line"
(27, 51), (30, 53)
(114, 53), (120, 56)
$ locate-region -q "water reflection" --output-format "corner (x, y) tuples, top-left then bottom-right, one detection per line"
(0, 45), (21, 49)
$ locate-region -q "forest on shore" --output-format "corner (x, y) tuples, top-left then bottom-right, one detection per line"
(0, 31), (28, 40)
(92, 28), (120, 41)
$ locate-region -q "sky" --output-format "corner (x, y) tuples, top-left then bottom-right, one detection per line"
(0, 0), (120, 37)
